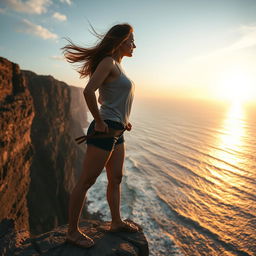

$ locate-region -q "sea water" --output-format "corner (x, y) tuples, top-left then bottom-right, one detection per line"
(86, 97), (256, 256)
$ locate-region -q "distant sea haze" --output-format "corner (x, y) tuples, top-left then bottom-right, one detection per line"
(86, 98), (256, 256)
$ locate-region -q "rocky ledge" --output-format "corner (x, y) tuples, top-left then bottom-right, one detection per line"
(0, 218), (149, 256)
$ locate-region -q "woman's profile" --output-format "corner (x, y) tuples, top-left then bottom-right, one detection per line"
(62, 23), (140, 248)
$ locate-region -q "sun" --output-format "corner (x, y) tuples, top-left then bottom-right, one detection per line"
(215, 66), (254, 104)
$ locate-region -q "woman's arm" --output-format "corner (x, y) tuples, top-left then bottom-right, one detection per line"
(83, 57), (114, 132)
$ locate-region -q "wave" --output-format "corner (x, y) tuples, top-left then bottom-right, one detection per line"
(156, 193), (251, 256)
(139, 133), (256, 191)
(126, 151), (256, 225)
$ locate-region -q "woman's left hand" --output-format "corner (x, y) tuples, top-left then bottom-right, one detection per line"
(126, 122), (132, 131)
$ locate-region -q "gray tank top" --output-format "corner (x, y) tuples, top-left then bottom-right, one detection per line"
(99, 61), (135, 126)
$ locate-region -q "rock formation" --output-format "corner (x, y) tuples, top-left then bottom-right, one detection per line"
(0, 57), (34, 233)
(0, 56), (88, 235)
(0, 218), (149, 256)
(22, 70), (87, 235)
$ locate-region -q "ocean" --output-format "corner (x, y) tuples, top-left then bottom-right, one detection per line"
(85, 97), (256, 256)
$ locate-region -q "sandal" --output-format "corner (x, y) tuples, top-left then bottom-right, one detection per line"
(66, 233), (95, 248)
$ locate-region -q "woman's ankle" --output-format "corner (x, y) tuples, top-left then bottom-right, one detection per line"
(67, 227), (79, 235)
(111, 218), (123, 225)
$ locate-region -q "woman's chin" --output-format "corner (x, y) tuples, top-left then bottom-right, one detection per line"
(124, 52), (133, 57)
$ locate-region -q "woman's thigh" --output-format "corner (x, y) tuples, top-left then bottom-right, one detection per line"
(78, 144), (113, 186)
(105, 143), (125, 183)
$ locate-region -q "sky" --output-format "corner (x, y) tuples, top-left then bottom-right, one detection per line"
(1, 0), (256, 103)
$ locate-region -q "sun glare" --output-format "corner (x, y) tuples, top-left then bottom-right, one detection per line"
(215, 67), (254, 103)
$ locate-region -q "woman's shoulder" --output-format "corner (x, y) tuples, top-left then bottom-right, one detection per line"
(99, 56), (115, 66)
(93, 56), (115, 76)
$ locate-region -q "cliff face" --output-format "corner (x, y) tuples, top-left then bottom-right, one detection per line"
(69, 85), (88, 138)
(22, 71), (88, 235)
(68, 85), (88, 181)
(0, 57), (88, 235)
(0, 57), (34, 232)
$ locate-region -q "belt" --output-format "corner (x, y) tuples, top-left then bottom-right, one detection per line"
(75, 127), (127, 145)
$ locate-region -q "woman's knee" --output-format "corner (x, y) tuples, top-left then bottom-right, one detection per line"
(76, 176), (97, 190)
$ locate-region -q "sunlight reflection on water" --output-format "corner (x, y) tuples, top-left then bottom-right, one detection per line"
(209, 102), (247, 176)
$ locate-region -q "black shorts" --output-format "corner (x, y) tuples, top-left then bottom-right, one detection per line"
(86, 119), (125, 151)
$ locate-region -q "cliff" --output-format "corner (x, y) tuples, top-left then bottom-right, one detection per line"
(68, 85), (88, 181)
(0, 218), (149, 256)
(0, 57), (34, 233)
(0, 56), (88, 234)
(22, 70), (87, 235)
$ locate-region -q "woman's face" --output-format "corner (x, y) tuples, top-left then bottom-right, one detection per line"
(121, 33), (136, 57)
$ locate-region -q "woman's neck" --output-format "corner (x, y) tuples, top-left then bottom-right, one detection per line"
(112, 52), (123, 63)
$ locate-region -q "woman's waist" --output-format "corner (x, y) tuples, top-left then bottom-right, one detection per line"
(75, 119), (126, 145)
(103, 119), (126, 130)
(91, 119), (126, 139)
(99, 108), (129, 127)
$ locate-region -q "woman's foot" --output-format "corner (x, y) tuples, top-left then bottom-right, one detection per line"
(66, 230), (94, 248)
(109, 220), (140, 233)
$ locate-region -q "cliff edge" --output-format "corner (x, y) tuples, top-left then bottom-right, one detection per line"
(0, 218), (149, 256)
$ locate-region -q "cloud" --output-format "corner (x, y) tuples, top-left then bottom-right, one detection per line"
(60, 0), (72, 5)
(52, 12), (67, 21)
(191, 25), (256, 61)
(4, 0), (52, 14)
(17, 19), (58, 40)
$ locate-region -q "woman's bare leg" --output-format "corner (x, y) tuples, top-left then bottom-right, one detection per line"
(105, 143), (139, 231)
(67, 145), (112, 244)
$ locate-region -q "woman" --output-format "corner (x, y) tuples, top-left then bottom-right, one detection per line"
(62, 23), (139, 248)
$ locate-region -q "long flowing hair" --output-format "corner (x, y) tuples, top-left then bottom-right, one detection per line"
(61, 23), (133, 78)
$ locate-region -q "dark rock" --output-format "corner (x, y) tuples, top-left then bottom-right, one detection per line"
(0, 56), (88, 235)
(0, 219), (34, 256)
(21, 71), (88, 235)
(0, 57), (34, 232)
(22, 70), (76, 235)
(0, 218), (149, 256)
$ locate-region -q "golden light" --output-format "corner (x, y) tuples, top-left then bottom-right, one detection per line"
(208, 101), (246, 188)
(218, 102), (245, 159)
(215, 66), (254, 103)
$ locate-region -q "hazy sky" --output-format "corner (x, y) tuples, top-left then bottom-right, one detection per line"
(1, 0), (256, 102)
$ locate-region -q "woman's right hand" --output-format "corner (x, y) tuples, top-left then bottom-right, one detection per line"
(94, 120), (109, 133)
